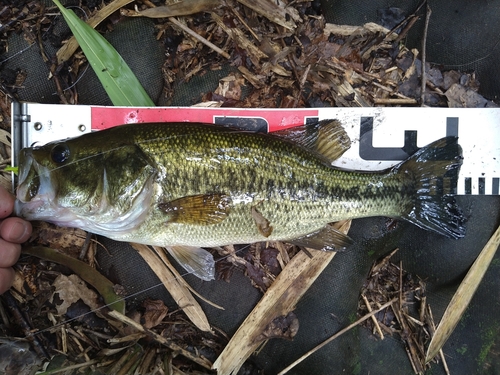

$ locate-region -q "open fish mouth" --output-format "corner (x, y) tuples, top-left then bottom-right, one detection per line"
(17, 149), (39, 202)
(15, 149), (55, 219)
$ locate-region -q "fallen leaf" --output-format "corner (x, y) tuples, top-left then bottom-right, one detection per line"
(142, 299), (169, 329)
(255, 311), (299, 343)
(50, 274), (100, 315)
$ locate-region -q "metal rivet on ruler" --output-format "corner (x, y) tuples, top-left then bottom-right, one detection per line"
(34, 122), (42, 131)
(78, 124), (86, 132)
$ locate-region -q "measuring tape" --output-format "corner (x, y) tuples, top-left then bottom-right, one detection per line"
(11, 103), (500, 195)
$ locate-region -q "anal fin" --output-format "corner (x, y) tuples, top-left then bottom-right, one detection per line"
(289, 224), (353, 251)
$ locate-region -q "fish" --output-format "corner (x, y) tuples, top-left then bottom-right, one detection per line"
(15, 120), (466, 281)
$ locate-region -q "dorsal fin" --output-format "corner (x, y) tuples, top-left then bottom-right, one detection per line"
(273, 119), (351, 163)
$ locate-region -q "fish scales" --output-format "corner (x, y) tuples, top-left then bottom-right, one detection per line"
(117, 123), (412, 247)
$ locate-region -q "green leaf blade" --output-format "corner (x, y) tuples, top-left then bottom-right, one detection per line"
(53, 0), (155, 107)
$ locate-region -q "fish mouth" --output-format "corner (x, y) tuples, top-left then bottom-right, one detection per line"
(17, 150), (39, 202)
(15, 149), (55, 219)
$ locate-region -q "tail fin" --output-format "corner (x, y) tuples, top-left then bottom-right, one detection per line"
(395, 137), (466, 239)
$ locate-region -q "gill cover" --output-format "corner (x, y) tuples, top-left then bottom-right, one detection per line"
(16, 138), (156, 235)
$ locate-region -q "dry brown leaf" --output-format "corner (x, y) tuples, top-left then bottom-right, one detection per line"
(50, 274), (101, 315)
(255, 312), (299, 342)
(142, 299), (169, 329)
(31, 222), (88, 253)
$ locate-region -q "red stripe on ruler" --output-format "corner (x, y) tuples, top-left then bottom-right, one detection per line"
(90, 107), (319, 132)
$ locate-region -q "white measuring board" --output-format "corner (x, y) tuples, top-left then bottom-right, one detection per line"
(12, 104), (500, 195)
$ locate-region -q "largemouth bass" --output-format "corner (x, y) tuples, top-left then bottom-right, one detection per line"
(15, 121), (465, 280)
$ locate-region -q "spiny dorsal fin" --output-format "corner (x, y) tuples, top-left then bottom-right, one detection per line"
(273, 119), (351, 163)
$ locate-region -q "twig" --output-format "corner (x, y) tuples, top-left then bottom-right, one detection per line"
(384, 0), (427, 44)
(3, 291), (50, 360)
(108, 310), (213, 370)
(362, 294), (384, 339)
(231, 6), (261, 42)
(393, 300), (424, 374)
(36, 4), (49, 63)
(168, 17), (230, 59)
(427, 305), (451, 375)
(35, 359), (100, 374)
(78, 231), (93, 260)
(399, 260), (403, 309)
(420, 2), (431, 106)
(373, 98), (418, 105)
(277, 298), (397, 374)
(0, 296), (10, 328)
(132, 244), (213, 333)
(52, 75), (69, 104)
(393, 15), (419, 44)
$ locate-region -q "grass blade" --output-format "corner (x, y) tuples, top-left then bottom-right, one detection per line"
(52, 0), (154, 106)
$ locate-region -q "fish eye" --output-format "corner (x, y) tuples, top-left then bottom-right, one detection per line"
(51, 144), (70, 164)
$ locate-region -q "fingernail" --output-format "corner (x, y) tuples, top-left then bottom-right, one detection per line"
(8, 221), (29, 241)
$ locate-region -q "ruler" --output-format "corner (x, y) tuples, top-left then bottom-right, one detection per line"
(11, 103), (500, 195)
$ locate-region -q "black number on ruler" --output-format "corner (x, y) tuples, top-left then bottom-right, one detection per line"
(214, 117), (268, 133)
(359, 117), (459, 161)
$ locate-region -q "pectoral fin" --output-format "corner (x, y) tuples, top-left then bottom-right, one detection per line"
(289, 225), (353, 251)
(159, 194), (231, 225)
(165, 246), (215, 281)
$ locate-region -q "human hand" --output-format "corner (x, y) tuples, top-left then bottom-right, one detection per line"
(0, 186), (32, 294)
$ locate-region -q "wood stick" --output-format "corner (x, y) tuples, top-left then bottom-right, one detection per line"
(168, 16), (230, 59)
(427, 305), (451, 375)
(420, 2), (432, 106)
(231, 6), (261, 42)
(373, 98), (418, 105)
(362, 294), (384, 339)
(108, 310), (213, 370)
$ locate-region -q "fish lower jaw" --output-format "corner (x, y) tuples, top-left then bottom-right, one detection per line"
(15, 198), (49, 219)
(15, 200), (79, 225)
